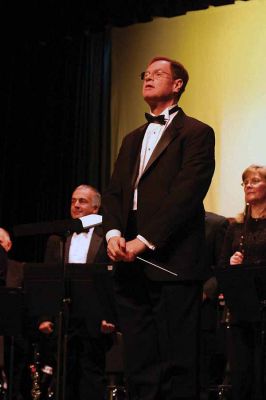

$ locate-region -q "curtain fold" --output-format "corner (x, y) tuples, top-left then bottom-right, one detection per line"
(0, 30), (111, 261)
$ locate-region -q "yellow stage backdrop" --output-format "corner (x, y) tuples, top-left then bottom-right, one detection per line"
(111, 0), (266, 218)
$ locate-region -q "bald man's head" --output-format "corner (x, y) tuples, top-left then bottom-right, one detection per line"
(0, 228), (12, 252)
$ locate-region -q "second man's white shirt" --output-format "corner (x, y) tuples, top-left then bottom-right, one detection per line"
(68, 228), (94, 263)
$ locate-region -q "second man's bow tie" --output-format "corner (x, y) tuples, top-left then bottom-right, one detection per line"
(145, 113), (166, 125)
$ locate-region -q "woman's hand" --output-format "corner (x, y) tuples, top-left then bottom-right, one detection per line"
(230, 251), (244, 265)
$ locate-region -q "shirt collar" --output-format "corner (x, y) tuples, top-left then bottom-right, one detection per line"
(150, 104), (178, 120)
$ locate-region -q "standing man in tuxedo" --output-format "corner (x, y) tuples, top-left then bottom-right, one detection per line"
(102, 56), (215, 400)
(40, 184), (115, 400)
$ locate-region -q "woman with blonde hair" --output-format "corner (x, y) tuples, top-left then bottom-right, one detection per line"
(219, 164), (266, 400)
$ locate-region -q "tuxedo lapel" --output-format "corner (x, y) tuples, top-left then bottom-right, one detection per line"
(86, 229), (103, 264)
(64, 236), (71, 263)
(130, 125), (147, 187)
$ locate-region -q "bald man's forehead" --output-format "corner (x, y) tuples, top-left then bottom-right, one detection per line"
(0, 228), (10, 240)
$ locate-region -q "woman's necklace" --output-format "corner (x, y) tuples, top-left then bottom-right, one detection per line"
(251, 208), (266, 221)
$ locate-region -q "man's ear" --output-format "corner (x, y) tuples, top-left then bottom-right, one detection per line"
(6, 240), (12, 252)
(173, 78), (183, 94)
(92, 206), (100, 214)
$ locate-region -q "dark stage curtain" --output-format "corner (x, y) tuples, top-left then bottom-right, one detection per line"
(0, 30), (111, 261)
(55, 0), (250, 30)
(99, 0), (243, 27)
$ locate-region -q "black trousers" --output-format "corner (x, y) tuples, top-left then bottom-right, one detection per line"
(114, 264), (202, 400)
(40, 319), (111, 400)
(230, 322), (265, 400)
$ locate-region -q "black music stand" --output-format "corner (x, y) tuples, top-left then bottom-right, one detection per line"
(23, 262), (117, 400)
(215, 265), (266, 323)
(0, 287), (24, 400)
(66, 263), (117, 323)
(23, 263), (64, 318)
(13, 218), (103, 400)
(215, 265), (266, 398)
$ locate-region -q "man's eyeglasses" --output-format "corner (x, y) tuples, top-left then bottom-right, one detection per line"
(241, 178), (264, 187)
(140, 70), (173, 81)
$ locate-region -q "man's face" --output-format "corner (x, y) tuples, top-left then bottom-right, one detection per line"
(70, 187), (99, 219)
(0, 229), (12, 252)
(142, 60), (182, 106)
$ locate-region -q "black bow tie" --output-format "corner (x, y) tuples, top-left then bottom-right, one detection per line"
(145, 113), (166, 125)
(145, 105), (179, 125)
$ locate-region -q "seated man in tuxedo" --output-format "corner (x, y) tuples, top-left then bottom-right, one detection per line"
(0, 227), (25, 289)
(0, 228), (12, 285)
(39, 184), (116, 400)
(0, 227), (30, 400)
(0, 228), (11, 379)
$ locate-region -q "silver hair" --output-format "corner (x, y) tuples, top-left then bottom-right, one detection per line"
(73, 185), (101, 208)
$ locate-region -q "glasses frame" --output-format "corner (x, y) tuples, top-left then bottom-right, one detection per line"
(140, 69), (173, 81)
(241, 178), (264, 188)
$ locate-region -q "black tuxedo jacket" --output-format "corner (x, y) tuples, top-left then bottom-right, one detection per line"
(44, 225), (108, 265)
(43, 226), (116, 336)
(201, 212), (229, 330)
(204, 212), (229, 282)
(0, 245), (8, 285)
(103, 108), (215, 280)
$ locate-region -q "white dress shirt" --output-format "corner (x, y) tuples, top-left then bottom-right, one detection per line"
(133, 105), (178, 210)
(68, 228), (94, 263)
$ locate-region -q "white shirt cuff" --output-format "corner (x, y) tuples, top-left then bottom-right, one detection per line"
(106, 229), (121, 243)
(137, 235), (156, 251)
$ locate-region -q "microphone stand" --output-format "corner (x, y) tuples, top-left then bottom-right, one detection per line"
(54, 219), (103, 400)
(55, 232), (70, 400)
(13, 216), (102, 400)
